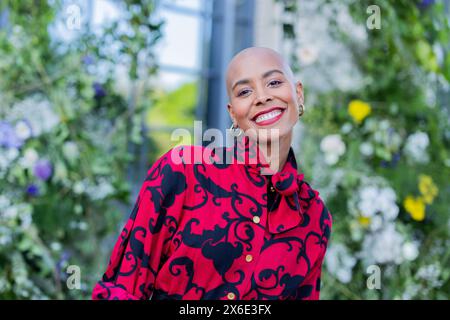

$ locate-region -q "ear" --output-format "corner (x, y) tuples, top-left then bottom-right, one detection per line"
(227, 103), (235, 124)
(295, 81), (304, 105)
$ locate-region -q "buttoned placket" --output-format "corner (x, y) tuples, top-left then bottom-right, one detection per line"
(237, 174), (277, 300)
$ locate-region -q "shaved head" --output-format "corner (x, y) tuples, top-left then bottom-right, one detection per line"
(226, 47), (295, 100)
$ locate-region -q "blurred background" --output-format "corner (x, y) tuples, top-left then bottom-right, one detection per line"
(0, 0), (449, 299)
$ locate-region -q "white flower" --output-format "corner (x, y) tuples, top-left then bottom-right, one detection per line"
(0, 226), (12, 246)
(19, 148), (39, 169)
(358, 186), (379, 217)
(0, 195), (11, 210)
(403, 131), (430, 164)
(6, 147), (19, 161)
(19, 211), (32, 229)
(359, 142), (374, 157)
(320, 134), (346, 165)
(78, 222), (88, 231)
(50, 242), (62, 251)
(416, 264), (440, 281)
(3, 206), (18, 219)
(298, 46), (319, 65)
(341, 123), (353, 134)
(8, 96), (60, 137)
(378, 188), (399, 220)
(73, 181), (86, 194)
(369, 215), (383, 231)
(361, 223), (405, 265)
(354, 184), (398, 221)
(62, 141), (80, 161)
(325, 243), (357, 283)
(87, 178), (114, 200)
(14, 120), (32, 140)
(402, 242), (419, 261)
(402, 283), (421, 300)
(0, 149), (19, 171)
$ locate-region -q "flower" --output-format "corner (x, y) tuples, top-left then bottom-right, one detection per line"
(418, 0), (435, 10)
(325, 243), (357, 283)
(380, 152), (401, 168)
(19, 148), (39, 169)
(403, 195), (426, 221)
(357, 185), (399, 220)
(402, 242), (419, 261)
(418, 174), (438, 204)
(0, 121), (23, 149)
(403, 131), (430, 164)
(361, 223), (405, 265)
(359, 142), (374, 157)
(82, 54), (95, 66)
(62, 141), (80, 162)
(298, 46), (318, 65)
(358, 216), (371, 227)
(320, 134), (346, 165)
(416, 263), (442, 288)
(93, 82), (106, 98)
(26, 184), (39, 196)
(348, 100), (371, 124)
(9, 96), (59, 136)
(33, 159), (53, 181)
(14, 120), (33, 141)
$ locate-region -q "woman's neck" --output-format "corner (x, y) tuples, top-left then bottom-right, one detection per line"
(258, 134), (292, 173)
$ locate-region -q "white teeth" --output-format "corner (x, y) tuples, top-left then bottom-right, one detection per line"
(255, 110), (283, 123)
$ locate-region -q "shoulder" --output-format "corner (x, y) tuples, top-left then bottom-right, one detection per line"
(299, 179), (333, 241)
(148, 144), (205, 173)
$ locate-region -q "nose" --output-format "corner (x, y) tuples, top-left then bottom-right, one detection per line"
(254, 91), (273, 106)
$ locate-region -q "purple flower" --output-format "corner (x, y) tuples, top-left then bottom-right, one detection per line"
(26, 184), (39, 196)
(82, 54), (95, 66)
(93, 82), (106, 98)
(418, 0), (435, 9)
(380, 152), (401, 168)
(33, 159), (53, 181)
(56, 250), (72, 278)
(0, 121), (24, 149)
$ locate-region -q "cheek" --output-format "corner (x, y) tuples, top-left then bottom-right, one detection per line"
(232, 100), (252, 119)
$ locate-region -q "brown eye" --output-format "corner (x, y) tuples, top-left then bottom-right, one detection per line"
(268, 80), (283, 87)
(237, 89), (251, 97)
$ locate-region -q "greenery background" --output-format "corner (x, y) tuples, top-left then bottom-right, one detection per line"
(0, 0), (449, 299)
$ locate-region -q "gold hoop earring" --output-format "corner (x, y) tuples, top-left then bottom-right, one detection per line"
(229, 123), (243, 137)
(298, 103), (305, 118)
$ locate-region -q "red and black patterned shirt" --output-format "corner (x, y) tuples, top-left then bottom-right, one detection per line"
(92, 135), (332, 300)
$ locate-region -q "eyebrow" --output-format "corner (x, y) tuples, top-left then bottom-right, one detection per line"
(231, 69), (284, 92)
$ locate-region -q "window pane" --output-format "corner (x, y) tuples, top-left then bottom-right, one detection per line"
(155, 10), (201, 70)
(163, 0), (204, 12)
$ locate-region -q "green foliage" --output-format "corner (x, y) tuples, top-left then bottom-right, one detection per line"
(280, 0), (450, 299)
(0, 0), (162, 299)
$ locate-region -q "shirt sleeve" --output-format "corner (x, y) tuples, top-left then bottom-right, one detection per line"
(92, 147), (187, 300)
(296, 203), (333, 300)
(295, 250), (326, 300)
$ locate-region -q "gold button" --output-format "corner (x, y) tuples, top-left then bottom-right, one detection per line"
(227, 292), (235, 300)
(245, 254), (253, 262)
(270, 186), (275, 192)
(252, 216), (260, 224)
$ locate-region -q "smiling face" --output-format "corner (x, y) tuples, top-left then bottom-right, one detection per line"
(226, 47), (304, 144)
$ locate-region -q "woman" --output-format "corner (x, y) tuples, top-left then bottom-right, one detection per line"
(92, 47), (332, 300)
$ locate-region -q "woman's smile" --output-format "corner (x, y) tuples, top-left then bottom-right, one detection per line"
(251, 107), (286, 126)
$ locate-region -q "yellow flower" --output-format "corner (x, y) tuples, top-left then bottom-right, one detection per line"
(403, 195), (426, 221)
(418, 174), (438, 204)
(348, 100), (372, 124)
(358, 216), (371, 227)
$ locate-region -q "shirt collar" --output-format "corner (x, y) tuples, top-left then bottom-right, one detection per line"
(231, 135), (310, 234)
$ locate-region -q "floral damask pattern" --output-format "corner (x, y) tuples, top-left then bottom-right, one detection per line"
(92, 136), (332, 300)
